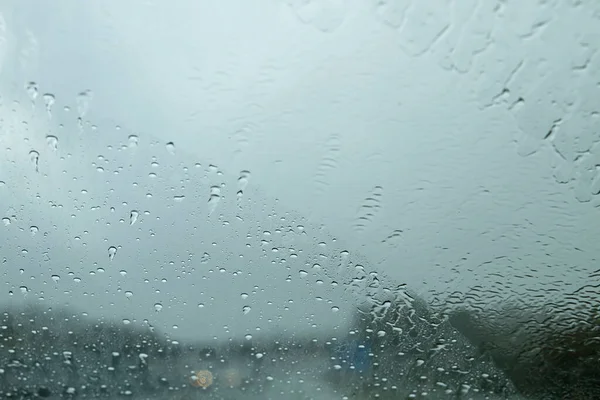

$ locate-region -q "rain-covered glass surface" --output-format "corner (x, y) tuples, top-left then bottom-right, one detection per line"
(0, 1), (599, 399)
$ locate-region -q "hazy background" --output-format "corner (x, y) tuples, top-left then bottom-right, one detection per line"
(0, 0), (599, 342)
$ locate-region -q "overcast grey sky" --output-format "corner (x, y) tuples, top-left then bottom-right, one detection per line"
(0, 0), (599, 342)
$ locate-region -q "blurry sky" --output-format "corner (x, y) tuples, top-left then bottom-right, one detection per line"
(0, 0), (599, 342)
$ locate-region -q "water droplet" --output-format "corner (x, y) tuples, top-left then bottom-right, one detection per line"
(208, 186), (221, 215)
(241, 293), (249, 300)
(29, 150), (39, 172)
(30, 226), (38, 235)
(51, 275), (60, 283)
(331, 306), (340, 313)
(173, 195), (185, 202)
(122, 319), (131, 325)
(2, 217), (11, 226)
(108, 246), (117, 261)
(76, 89), (92, 117)
(165, 141), (175, 154)
(154, 303), (163, 312)
(46, 135), (58, 151)
(42, 93), (55, 116)
(255, 353), (264, 359)
(244, 334), (253, 340)
(299, 270), (308, 278)
(129, 210), (139, 225)
(25, 81), (38, 102)
(377, 330), (386, 337)
(198, 303), (205, 308)
(119, 270), (127, 276)
(242, 305), (251, 315)
(128, 135), (139, 148)
(19, 286), (28, 294)
(237, 170), (251, 199)
(354, 186), (384, 232)
(200, 252), (210, 263)
(125, 291), (133, 299)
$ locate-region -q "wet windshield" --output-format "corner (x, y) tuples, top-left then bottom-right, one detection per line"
(0, 1), (599, 399)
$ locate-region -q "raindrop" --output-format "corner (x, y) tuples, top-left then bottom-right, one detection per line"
(198, 303), (205, 308)
(128, 135), (139, 148)
(2, 217), (11, 226)
(173, 195), (185, 202)
(243, 305), (251, 315)
(108, 246), (117, 261)
(354, 186), (384, 232)
(19, 286), (28, 294)
(129, 210), (139, 225)
(154, 303), (163, 312)
(30, 226), (38, 235)
(46, 135), (58, 151)
(208, 186), (221, 214)
(125, 291), (133, 299)
(255, 353), (264, 359)
(241, 293), (249, 300)
(377, 330), (386, 337)
(245, 334), (253, 340)
(122, 319), (131, 325)
(42, 93), (55, 116)
(165, 142), (175, 154)
(51, 275), (60, 283)
(76, 89), (92, 117)
(25, 81), (38, 102)
(237, 170), (251, 200)
(29, 150), (39, 172)
(119, 270), (127, 276)
(299, 270), (308, 278)
(331, 306), (340, 313)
